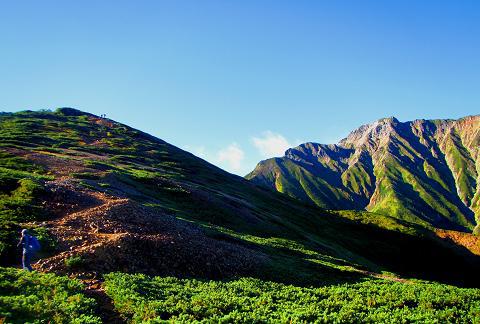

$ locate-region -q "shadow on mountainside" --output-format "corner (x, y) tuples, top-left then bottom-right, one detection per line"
(15, 171), (480, 289)
(202, 210), (480, 288)
(325, 219), (480, 287)
(21, 179), (365, 288)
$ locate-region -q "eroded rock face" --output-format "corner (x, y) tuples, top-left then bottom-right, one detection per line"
(247, 115), (480, 232)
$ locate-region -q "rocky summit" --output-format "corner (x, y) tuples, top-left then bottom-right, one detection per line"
(247, 115), (480, 233)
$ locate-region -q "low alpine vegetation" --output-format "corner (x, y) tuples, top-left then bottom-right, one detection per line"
(0, 267), (101, 323)
(105, 272), (480, 323)
(65, 255), (85, 269)
(0, 151), (52, 263)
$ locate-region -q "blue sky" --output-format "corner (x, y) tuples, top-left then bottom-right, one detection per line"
(1, 1), (479, 175)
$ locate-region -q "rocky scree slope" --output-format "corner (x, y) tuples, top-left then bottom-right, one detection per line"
(247, 116), (480, 233)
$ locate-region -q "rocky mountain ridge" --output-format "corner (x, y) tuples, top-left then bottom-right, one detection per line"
(247, 115), (480, 232)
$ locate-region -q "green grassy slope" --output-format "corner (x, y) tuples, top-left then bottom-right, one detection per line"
(247, 116), (480, 232)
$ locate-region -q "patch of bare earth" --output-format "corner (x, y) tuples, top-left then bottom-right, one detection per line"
(33, 180), (267, 278)
(356, 270), (411, 283)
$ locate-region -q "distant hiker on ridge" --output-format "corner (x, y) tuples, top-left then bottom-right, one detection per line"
(17, 229), (40, 271)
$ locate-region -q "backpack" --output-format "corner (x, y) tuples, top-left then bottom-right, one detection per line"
(28, 235), (41, 252)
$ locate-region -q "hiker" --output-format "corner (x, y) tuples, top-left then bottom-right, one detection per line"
(17, 229), (40, 271)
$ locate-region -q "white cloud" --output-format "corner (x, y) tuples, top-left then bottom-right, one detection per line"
(184, 143), (246, 174)
(216, 142), (245, 172)
(252, 131), (293, 158)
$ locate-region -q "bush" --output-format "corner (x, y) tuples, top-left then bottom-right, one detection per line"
(104, 273), (480, 323)
(0, 174), (48, 264)
(30, 226), (56, 253)
(0, 267), (101, 323)
(65, 255), (85, 269)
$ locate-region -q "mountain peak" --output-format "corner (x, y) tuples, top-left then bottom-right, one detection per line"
(55, 107), (97, 117)
(339, 116), (400, 149)
(378, 116), (399, 124)
(248, 115), (479, 232)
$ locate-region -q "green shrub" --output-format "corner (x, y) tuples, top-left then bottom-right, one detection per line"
(0, 267), (101, 323)
(0, 173), (47, 223)
(65, 255), (85, 269)
(30, 226), (56, 253)
(105, 273), (480, 323)
(0, 168), (48, 264)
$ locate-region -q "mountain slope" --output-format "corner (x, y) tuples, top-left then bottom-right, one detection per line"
(247, 116), (480, 232)
(0, 108), (479, 288)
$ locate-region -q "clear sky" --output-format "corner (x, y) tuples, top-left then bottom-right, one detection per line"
(1, 1), (479, 175)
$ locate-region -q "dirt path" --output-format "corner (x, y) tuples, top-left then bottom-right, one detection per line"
(34, 190), (129, 272)
(83, 280), (125, 324)
(23, 181), (128, 323)
(34, 196), (128, 323)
